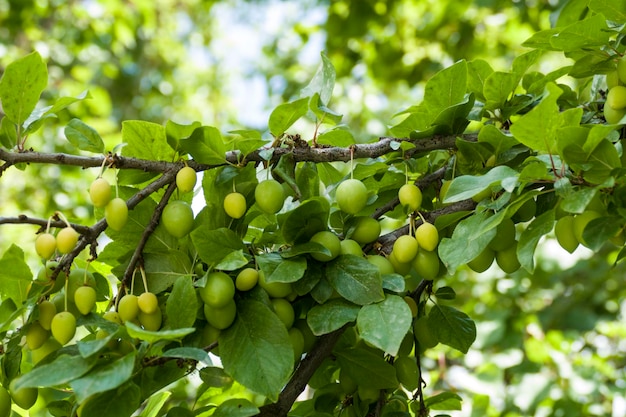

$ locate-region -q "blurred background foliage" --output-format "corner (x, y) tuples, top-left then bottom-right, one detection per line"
(1, 0), (624, 416)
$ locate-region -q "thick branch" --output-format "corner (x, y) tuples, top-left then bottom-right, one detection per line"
(0, 134), (470, 174)
(0, 215), (91, 234)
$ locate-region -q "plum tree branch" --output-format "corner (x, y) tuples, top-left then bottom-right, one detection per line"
(0, 133), (471, 174)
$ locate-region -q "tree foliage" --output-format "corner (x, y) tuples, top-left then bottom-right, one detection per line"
(1, 1), (626, 417)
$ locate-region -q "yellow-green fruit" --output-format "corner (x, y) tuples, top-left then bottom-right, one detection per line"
(223, 192), (247, 219)
(255, 179), (285, 214)
(203, 299), (237, 329)
(25, 321), (49, 350)
(89, 177), (112, 208)
(38, 300), (57, 331)
(271, 298), (295, 329)
(415, 222), (439, 251)
(103, 311), (123, 324)
(235, 268), (259, 291)
(31, 338), (62, 364)
(394, 355), (419, 391)
(357, 386), (380, 404)
(412, 249), (440, 280)
(495, 243), (521, 274)
(9, 379), (38, 410)
(604, 103), (626, 124)
(138, 308), (162, 331)
(51, 311), (76, 345)
(336, 178), (368, 214)
(0, 386), (11, 417)
(176, 166), (197, 193)
(607, 85), (626, 109)
(200, 323), (221, 348)
(288, 327), (305, 360)
(573, 210), (602, 246)
(138, 292), (159, 314)
(310, 231), (341, 262)
(404, 296), (418, 317)
(200, 271), (235, 308)
(294, 319), (317, 353)
(36, 261), (67, 293)
(349, 217), (381, 245)
(75, 286), (97, 315)
(398, 183), (422, 212)
(67, 269), (96, 304)
(488, 218), (516, 251)
(366, 255), (395, 275)
(555, 215), (578, 253)
(389, 251), (412, 276)
(258, 271), (292, 298)
(607, 70), (622, 89)
(118, 294), (140, 322)
(467, 247), (495, 273)
(104, 197), (128, 231)
(439, 180), (451, 203)
(413, 315), (438, 350)
(162, 201), (195, 238)
(393, 235), (418, 263)
(339, 239), (362, 256)
(35, 233), (57, 259)
(56, 227), (79, 254)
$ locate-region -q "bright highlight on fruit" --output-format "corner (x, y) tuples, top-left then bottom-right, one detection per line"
(104, 197), (128, 231)
(35, 233), (57, 259)
(255, 179), (285, 214)
(336, 178), (368, 214)
(89, 177), (112, 208)
(224, 192), (247, 219)
(415, 222), (438, 251)
(56, 227), (79, 254)
(176, 166), (197, 193)
(398, 183), (422, 212)
(51, 311), (76, 345)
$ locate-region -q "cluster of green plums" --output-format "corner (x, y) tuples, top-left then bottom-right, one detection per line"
(604, 56), (626, 124)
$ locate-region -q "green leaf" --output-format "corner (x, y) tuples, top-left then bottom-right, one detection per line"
(162, 347), (211, 364)
(219, 300), (293, 400)
(326, 255), (384, 305)
(444, 166), (519, 203)
(0, 116), (17, 148)
(424, 392), (463, 411)
(77, 382), (141, 417)
(268, 97), (309, 138)
(429, 304), (476, 354)
(334, 345), (399, 389)
(125, 322), (195, 343)
(70, 352), (136, 402)
(121, 120), (175, 163)
(559, 187), (598, 214)
(199, 366), (234, 387)
(309, 93), (342, 125)
(256, 252), (307, 284)
(278, 197), (330, 244)
(166, 276), (198, 329)
(11, 355), (97, 390)
(191, 227), (247, 270)
(467, 59), (494, 102)
(211, 398), (259, 417)
(438, 211), (503, 272)
(0, 244), (32, 305)
(0, 51), (48, 126)
(509, 83), (570, 154)
(64, 118), (105, 153)
(179, 126), (226, 165)
(549, 14), (611, 52)
(301, 52), (336, 106)
(583, 216), (623, 251)
(588, 0), (626, 24)
(356, 295), (412, 356)
(317, 129), (355, 147)
(517, 210), (556, 272)
(140, 251), (193, 295)
(483, 71), (517, 110)
(423, 60), (467, 117)
(137, 391), (171, 417)
(307, 299), (360, 335)
(25, 90), (91, 134)
(435, 286), (456, 300)
(165, 119), (201, 151)
(381, 274), (405, 293)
